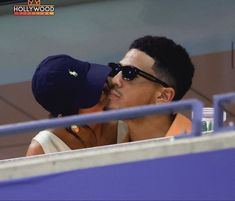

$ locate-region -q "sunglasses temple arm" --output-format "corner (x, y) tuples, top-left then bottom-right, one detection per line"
(138, 71), (169, 87)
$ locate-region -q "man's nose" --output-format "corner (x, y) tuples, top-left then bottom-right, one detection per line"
(111, 71), (122, 88)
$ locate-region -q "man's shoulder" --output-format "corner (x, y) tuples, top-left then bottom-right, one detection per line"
(166, 113), (192, 136)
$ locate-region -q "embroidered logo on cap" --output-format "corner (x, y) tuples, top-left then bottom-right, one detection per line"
(68, 69), (78, 77)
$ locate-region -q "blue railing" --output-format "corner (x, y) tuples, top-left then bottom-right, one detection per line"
(0, 99), (203, 137)
(213, 92), (235, 132)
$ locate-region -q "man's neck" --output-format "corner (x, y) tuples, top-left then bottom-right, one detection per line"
(125, 114), (174, 141)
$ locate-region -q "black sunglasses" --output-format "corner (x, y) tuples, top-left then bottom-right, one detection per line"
(108, 62), (169, 87)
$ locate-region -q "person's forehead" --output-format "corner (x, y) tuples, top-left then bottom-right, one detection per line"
(120, 49), (155, 69)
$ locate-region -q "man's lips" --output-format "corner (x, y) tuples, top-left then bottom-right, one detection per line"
(109, 89), (121, 99)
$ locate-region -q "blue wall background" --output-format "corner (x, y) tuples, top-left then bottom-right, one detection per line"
(0, 0), (235, 85)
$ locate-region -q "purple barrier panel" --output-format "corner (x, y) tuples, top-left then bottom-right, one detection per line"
(0, 99), (203, 137)
(0, 148), (234, 200)
(214, 92), (235, 132)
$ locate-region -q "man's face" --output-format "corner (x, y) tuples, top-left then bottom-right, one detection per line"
(107, 49), (162, 109)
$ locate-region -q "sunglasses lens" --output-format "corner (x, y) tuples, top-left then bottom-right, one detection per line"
(108, 63), (121, 77)
(122, 67), (137, 80)
(108, 63), (138, 81)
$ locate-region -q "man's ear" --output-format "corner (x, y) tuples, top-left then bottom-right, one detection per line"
(155, 87), (175, 103)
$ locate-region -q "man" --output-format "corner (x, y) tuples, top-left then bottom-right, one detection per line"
(107, 35), (195, 142)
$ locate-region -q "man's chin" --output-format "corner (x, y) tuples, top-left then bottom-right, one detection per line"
(104, 101), (122, 111)
(104, 105), (119, 111)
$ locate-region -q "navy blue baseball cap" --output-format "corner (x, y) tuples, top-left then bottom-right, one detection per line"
(32, 54), (111, 116)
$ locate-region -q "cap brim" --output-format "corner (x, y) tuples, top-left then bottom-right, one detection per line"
(74, 63), (111, 108)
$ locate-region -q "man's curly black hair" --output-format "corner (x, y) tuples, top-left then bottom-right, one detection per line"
(129, 35), (194, 100)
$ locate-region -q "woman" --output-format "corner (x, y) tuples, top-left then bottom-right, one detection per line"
(26, 54), (117, 156)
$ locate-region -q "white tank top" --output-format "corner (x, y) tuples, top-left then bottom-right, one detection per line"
(117, 120), (128, 143)
(33, 130), (71, 154)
